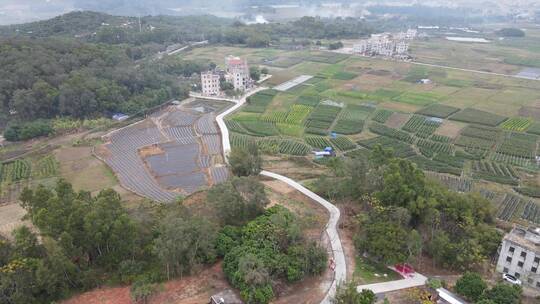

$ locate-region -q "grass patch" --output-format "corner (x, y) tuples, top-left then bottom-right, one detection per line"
(450, 108), (507, 126)
(353, 256), (402, 284)
(416, 104), (460, 118)
(392, 91), (442, 106)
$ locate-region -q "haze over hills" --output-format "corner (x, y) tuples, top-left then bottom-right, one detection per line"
(1, 0), (539, 25)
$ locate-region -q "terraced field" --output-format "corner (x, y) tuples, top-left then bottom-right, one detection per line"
(98, 99), (231, 202)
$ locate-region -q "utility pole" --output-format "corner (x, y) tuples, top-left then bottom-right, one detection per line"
(138, 15), (142, 33)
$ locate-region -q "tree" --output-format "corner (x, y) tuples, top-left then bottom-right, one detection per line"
(130, 277), (159, 304)
(153, 214), (217, 279)
(250, 66), (261, 81)
(496, 28), (525, 37)
(355, 209), (409, 264)
(328, 41), (344, 50)
(454, 272), (487, 302)
(207, 177), (269, 226)
(261, 67), (269, 75)
(12, 226), (44, 259)
(480, 283), (521, 304)
(229, 143), (262, 176)
(333, 282), (376, 304)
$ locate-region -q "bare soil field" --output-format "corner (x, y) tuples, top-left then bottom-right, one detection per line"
(379, 101), (421, 113)
(54, 146), (118, 193)
(433, 120), (466, 139)
(385, 112), (411, 129)
(342, 73), (395, 92)
(0, 203), (29, 239)
(262, 156), (328, 182)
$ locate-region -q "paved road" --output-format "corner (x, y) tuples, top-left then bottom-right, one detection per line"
(356, 272), (427, 294)
(260, 171), (347, 304)
(213, 87), (347, 303)
(411, 61), (539, 81)
(208, 87), (268, 160)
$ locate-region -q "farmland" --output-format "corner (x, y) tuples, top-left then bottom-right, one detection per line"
(204, 44), (540, 225)
(449, 108), (507, 126)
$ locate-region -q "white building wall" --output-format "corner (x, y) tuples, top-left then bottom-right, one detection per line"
(201, 72), (221, 96)
(496, 230), (540, 290)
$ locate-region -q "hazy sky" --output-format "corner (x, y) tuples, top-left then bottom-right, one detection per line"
(0, 0), (537, 25)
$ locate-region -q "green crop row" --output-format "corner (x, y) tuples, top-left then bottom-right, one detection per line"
(369, 123), (413, 143)
(357, 136), (416, 158)
(372, 109), (393, 123)
(332, 119), (364, 135)
(305, 136), (334, 149)
(0, 159), (31, 183)
(286, 105), (313, 125)
(500, 117), (532, 132)
(330, 137), (356, 151)
(416, 104), (460, 118)
(449, 108), (507, 127)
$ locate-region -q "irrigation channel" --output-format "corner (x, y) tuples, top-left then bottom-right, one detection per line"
(214, 88), (347, 304)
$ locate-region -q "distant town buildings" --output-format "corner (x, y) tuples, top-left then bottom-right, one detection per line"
(495, 226), (540, 291)
(200, 55), (253, 97)
(353, 29), (416, 60)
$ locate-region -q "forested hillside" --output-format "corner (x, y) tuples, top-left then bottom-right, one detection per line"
(0, 11), (373, 140)
(0, 37), (212, 138)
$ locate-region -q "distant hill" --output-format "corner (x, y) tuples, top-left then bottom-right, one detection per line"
(0, 11), (232, 43)
(0, 11), (135, 38)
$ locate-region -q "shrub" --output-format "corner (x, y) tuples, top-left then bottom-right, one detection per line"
(455, 272), (487, 302)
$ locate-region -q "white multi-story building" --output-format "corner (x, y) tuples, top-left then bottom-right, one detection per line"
(496, 226), (540, 291)
(353, 33), (411, 60)
(201, 71), (221, 96)
(225, 55), (252, 91)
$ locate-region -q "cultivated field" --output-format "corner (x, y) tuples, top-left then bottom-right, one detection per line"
(96, 99), (231, 203)
(180, 41), (540, 225)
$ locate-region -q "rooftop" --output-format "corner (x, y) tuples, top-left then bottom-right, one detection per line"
(210, 289), (243, 304)
(504, 226), (540, 253)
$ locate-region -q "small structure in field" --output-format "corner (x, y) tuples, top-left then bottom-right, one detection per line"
(209, 289), (243, 304)
(112, 113), (129, 121)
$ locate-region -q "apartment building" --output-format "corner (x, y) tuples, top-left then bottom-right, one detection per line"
(201, 71), (221, 96)
(496, 226), (540, 290)
(225, 55), (252, 91)
(352, 33), (410, 59)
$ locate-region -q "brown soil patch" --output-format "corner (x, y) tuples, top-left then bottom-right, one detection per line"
(0, 204), (30, 239)
(434, 120), (466, 139)
(54, 146), (118, 193)
(519, 105), (540, 120)
(367, 69), (392, 77)
(262, 156), (328, 181)
(385, 112), (411, 129)
(63, 263), (230, 304)
(138, 144), (164, 158)
(342, 74), (394, 92)
(55, 146), (93, 162)
(379, 101), (421, 113)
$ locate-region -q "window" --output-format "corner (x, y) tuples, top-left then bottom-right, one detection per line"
(518, 261), (524, 267)
(528, 278), (534, 284)
(532, 267), (538, 273)
(535, 257), (540, 264)
(509, 246), (515, 253)
(503, 267), (509, 273)
(537, 281), (540, 288)
(515, 272), (521, 278)
(521, 251), (527, 258)
(506, 256), (512, 263)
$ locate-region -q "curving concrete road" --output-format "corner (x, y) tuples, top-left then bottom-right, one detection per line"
(356, 272), (427, 294)
(213, 88), (347, 303)
(203, 87), (268, 161)
(260, 170), (347, 304)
